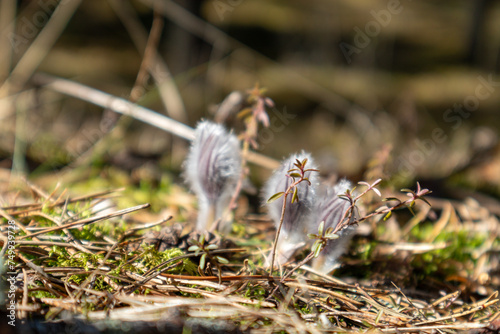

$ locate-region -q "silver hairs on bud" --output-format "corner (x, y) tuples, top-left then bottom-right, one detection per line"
(184, 120), (241, 233)
(311, 179), (356, 274)
(263, 151), (319, 266)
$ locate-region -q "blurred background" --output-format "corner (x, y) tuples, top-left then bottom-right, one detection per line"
(0, 0), (499, 207)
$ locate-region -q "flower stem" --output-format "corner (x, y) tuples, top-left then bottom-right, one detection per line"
(269, 177), (302, 275)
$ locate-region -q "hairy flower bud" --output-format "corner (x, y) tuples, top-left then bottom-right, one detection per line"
(264, 152), (319, 266)
(184, 121), (241, 233)
(312, 179), (356, 274)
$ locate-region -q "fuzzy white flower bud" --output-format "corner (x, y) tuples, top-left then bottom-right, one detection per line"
(184, 121), (241, 233)
(264, 152), (319, 266)
(312, 179), (356, 274)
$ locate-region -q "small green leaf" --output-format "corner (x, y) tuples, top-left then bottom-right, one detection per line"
(304, 168), (319, 173)
(419, 197), (432, 207)
(325, 233), (339, 240)
(216, 256), (228, 264)
(307, 233), (318, 239)
(318, 221), (325, 235)
(314, 246), (322, 258)
(199, 253), (207, 270)
(371, 187), (382, 197)
(289, 173), (302, 178)
(188, 245), (199, 252)
(291, 186), (299, 203)
(313, 241), (323, 258)
(383, 197), (401, 202)
(267, 192), (284, 203)
(301, 158), (308, 166)
(206, 244), (218, 250)
(199, 234), (205, 245)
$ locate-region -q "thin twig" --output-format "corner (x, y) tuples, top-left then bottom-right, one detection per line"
(0, 0), (82, 97)
(108, 0), (187, 122)
(32, 73), (279, 170)
(18, 203), (150, 239)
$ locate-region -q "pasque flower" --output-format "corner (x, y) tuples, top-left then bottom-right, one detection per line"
(264, 152), (319, 266)
(311, 179), (356, 274)
(184, 121), (241, 233)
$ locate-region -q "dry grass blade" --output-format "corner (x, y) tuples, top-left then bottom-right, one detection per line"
(18, 203), (150, 239)
(1, 188), (124, 213)
(380, 322), (489, 333)
(285, 281), (364, 308)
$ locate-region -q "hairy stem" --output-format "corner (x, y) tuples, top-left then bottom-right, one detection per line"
(269, 191), (289, 275)
(269, 177), (302, 275)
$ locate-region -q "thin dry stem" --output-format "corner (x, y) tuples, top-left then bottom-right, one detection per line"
(0, 0), (82, 97)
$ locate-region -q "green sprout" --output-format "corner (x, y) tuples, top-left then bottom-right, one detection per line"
(308, 221), (340, 258)
(188, 234), (228, 279)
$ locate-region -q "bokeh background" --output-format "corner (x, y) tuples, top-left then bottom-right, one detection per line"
(1, 0), (500, 207)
